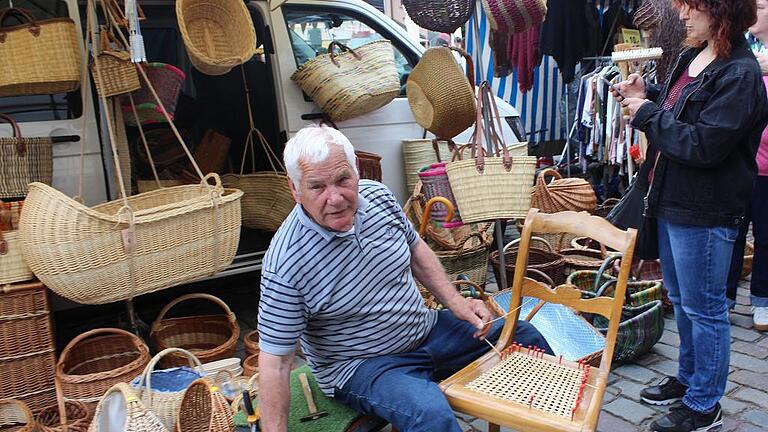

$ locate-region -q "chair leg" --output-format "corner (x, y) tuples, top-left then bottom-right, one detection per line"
(488, 423), (500, 432)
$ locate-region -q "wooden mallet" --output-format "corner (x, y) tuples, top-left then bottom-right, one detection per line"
(299, 373), (328, 422)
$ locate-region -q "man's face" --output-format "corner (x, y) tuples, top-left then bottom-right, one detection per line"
(290, 146), (359, 232)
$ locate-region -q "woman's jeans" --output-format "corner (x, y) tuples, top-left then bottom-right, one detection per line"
(726, 176), (768, 308)
(334, 310), (552, 432)
(658, 218), (737, 413)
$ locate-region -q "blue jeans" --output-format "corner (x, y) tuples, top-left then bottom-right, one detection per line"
(333, 310), (552, 432)
(658, 218), (737, 413)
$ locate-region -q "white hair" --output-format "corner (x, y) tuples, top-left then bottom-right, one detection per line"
(283, 125), (358, 189)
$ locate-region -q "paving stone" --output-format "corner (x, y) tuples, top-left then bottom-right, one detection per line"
(613, 364), (661, 384)
(731, 340), (768, 359)
(597, 412), (636, 432)
(648, 359), (679, 377)
(650, 343), (679, 361)
(608, 372), (621, 386)
(732, 387), (768, 409)
(730, 352), (768, 373)
(663, 317), (678, 333)
(724, 380), (738, 395)
(742, 409), (768, 428)
(731, 422), (767, 432)
(609, 379), (647, 401)
(603, 397), (657, 424)
(719, 396), (748, 415)
(633, 352), (664, 367)
(659, 331), (680, 347)
(729, 313), (755, 329)
(729, 370), (768, 390)
(734, 304), (753, 316)
(758, 337), (768, 349)
(730, 326), (761, 342)
(721, 418), (749, 432)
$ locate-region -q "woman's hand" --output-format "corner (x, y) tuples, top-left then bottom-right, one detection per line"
(621, 97), (652, 119)
(755, 52), (768, 76)
(613, 73), (647, 100)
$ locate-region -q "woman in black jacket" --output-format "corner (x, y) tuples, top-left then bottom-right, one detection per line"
(614, 1), (768, 431)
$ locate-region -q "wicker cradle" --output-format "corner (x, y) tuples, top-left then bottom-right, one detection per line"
(19, 176), (243, 305)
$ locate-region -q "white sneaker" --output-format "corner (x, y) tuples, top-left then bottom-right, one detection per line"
(753, 306), (768, 331)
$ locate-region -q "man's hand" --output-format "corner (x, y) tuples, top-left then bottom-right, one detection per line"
(620, 97), (651, 119)
(755, 52), (768, 76)
(446, 296), (494, 339)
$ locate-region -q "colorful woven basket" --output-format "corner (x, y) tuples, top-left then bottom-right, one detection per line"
(123, 63), (186, 126)
(419, 163), (462, 227)
(481, 0), (547, 34)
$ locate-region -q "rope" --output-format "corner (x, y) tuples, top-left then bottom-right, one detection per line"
(128, 92), (161, 189)
(239, 65), (285, 175)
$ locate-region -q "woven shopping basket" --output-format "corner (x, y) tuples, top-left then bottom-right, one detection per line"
(446, 82), (536, 223)
(292, 40), (400, 122)
(419, 163), (463, 227)
(402, 0), (473, 33)
(0, 113), (53, 199)
(0, 399), (35, 432)
(481, 0), (547, 34)
(402, 139), (457, 194)
(122, 63), (186, 127)
(90, 27), (140, 98)
(132, 348), (204, 432)
(222, 128), (294, 232)
(0, 7), (80, 97)
(177, 0), (255, 75)
(407, 46), (476, 140)
(56, 328), (151, 410)
(176, 379), (234, 432)
(36, 400), (91, 432)
(530, 168), (597, 214)
(150, 293), (240, 369)
(491, 237), (566, 286)
(87, 383), (168, 432)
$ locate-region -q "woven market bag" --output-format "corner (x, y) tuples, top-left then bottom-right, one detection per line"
(150, 293), (240, 369)
(132, 348), (203, 432)
(419, 163), (463, 227)
(0, 399), (35, 432)
(291, 40), (400, 122)
(0, 113), (53, 199)
(530, 169), (597, 214)
(481, 0), (547, 35)
(402, 0), (473, 33)
(407, 47), (476, 140)
(90, 28), (140, 98)
(446, 82), (536, 223)
(87, 383), (168, 432)
(402, 139), (457, 194)
(221, 128), (294, 232)
(36, 400), (91, 432)
(122, 63), (186, 127)
(176, 0), (255, 75)
(56, 328), (151, 410)
(176, 379), (234, 432)
(0, 8), (80, 97)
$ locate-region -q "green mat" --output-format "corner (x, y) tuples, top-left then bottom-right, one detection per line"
(234, 365), (360, 431)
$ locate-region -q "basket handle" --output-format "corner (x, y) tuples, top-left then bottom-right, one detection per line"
(502, 236), (553, 253)
(447, 46), (475, 93)
(0, 113), (25, 156)
(328, 41), (361, 67)
(431, 139), (457, 163)
(0, 399), (34, 426)
(452, 279), (487, 300)
(58, 328), (147, 367)
(455, 231), (489, 250)
(0, 7), (39, 37)
(136, 347), (203, 406)
(537, 168), (562, 186)
(470, 82), (513, 172)
(418, 197), (455, 237)
(594, 254), (623, 293)
(151, 293), (237, 333)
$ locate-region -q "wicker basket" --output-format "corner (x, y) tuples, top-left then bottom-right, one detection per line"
(0, 8), (80, 97)
(407, 47), (476, 140)
(0, 229), (33, 286)
(242, 354), (258, 378)
(561, 248), (606, 275)
(491, 238), (566, 286)
(402, 0), (474, 33)
(243, 331), (259, 357)
(87, 383), (167, 432)
(594, 198), (620, 218)
(19, 175), (243, 305)
(0, 113), (54, 199)
(355, 150), (383, 182)
(56, 328), (150, 409)
(90, 29), (141, 98)
(221, 128), (294, 232)
(150, 294), (240, 368)
(36, 400), (91, 432)
(416, 232), (492, 301)
(530, 169), (597, 214)
(482, 0), (547, 34)
(291, 40), (400, 122)
(402, 139), (457, 194)
(123, 63), (186, 126)
(419, 163), (462, 227)
(176, 0), (255, 75)
(0, 399), (35, 432)
(229, 375), (258, 414)
(132, 349), (203, 431)
(177, 379), (234, 432)
(742, 241), (754, 279)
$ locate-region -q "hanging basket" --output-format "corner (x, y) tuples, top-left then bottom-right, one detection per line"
(87, 383), (168, 432)
(150, 293), (240, 369)
(122, 63), (186, 127)
(0, 113), (53, 199)
(530, 169), (597, 214)
(402, 0), (474, 33)
(0, 399), (35, 432)
(176, 0), (256, 75)
(90, 29), (140, 98)
(419, 163), (463, 227)
(481, 0), (547, 34)
(402, 139), (457, 194)
(176, 379), (234, 432)
(19, 175), (243, 305)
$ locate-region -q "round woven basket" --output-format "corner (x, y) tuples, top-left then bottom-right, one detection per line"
(242, 354), (258, 378)
(56, 328), (150, 409)
(491, 238), (566, 286)
(243, 331), (259, 357)
(36, 401), (91, 432)
(177, 379), (234, 432)
(561, 248), (605, 275)
(150, 293), (240, 368)
(176, 0), (256, 75)
(87, 383), (166, 432)
(402, 0), (474, 33)
(0, 399), (35, 432)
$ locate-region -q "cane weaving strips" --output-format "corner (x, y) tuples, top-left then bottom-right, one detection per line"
(466, 352), (586, 418)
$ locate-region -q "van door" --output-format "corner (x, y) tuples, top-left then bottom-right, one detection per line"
(0, 0), (107, 205)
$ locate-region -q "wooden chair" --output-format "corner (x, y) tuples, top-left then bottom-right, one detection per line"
(439, 209), (637, 432)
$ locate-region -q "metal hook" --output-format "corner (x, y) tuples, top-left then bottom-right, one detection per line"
(9, 0), (14, 9)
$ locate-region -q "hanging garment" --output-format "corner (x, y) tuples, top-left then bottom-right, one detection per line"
(490, 30), (513, 77)
(508, 24), (542, 93)
(539, 0), (589, 83)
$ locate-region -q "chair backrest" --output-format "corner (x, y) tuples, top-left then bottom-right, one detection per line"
(497, 209), (637, 372)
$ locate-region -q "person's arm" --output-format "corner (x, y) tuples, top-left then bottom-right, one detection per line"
(410, 237), (493, 339)
(258, 352), (295, 432)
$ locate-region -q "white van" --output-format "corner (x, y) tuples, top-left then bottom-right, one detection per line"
(1, 0), (525, 282)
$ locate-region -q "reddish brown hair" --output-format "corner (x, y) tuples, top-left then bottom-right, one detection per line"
(673, 0), (757, 57)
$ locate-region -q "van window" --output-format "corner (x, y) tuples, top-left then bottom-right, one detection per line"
(283, 6), (415, 96)
(0, 0), (82, 122)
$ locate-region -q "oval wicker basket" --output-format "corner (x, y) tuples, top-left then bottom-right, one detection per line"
(36, 400), (91, 432)
(243, 331), (259, 357)
(151, 293), (240, 369)
(177, 379), (234, 432)
(19, 176), (243, 305)
(491, 238), (566, 286)
(176, 0), (256, 75)
(0, 399), (35, 432)
(530, 169), (597, 214)
(56, 328), (150, 409)
(242, 354), (259, 378)
(87, 383), (167, 432)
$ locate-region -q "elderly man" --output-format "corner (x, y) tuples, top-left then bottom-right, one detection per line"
(258, 125), (551, 432)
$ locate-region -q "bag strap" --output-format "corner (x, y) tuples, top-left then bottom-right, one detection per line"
(472, 82), (512, 172)
(0, 8), (39, 38)
(0, 113), (25, 155)
(328, 41), (361, 67)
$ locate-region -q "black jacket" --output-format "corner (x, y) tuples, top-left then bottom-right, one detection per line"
(631, 37), (768, 227)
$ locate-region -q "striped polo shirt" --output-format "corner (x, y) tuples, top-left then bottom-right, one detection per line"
(258, 180), (438, 396)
